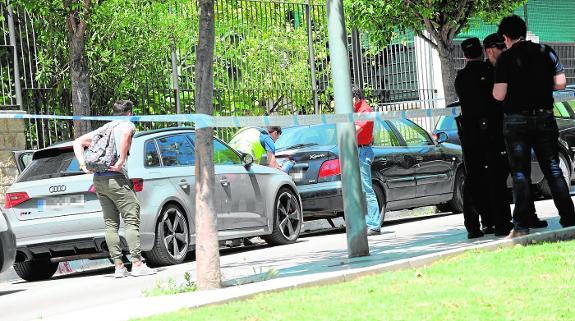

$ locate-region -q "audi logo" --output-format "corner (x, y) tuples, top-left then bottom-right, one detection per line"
(49, 185), (67, 193)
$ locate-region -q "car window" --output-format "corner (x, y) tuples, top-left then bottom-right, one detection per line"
(144, 140), (161, 167)
(373, 121), (400, 147)
(276, 124), (337, 150)
(213, 139), (242, 165)
(390, 119), (433, 146)
(17, 149), (81, 182)
(553, 102), (570, 118)
(157, 134), (195, 167)
(435, 116), (457, 131)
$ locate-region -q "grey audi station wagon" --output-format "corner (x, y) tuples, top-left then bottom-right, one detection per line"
(4, 128), (302, 281)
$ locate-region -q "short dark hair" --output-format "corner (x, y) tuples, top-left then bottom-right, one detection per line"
(351, 85), (364, 100)
(461, 37), (483, 59)
(113, 100), (133, 115)
(267, 126), (282, 135)
(498, 15), (527, 41)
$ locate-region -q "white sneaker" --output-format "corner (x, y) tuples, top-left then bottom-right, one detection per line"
(130, 263), (157, 277)
(114, 266), (129, 278)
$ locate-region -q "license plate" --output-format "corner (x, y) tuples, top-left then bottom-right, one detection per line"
(290, 172), (303, 180)
(38, 194), (85, 211)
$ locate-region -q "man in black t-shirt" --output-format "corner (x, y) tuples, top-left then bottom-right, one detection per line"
(493, 15), (575, 237)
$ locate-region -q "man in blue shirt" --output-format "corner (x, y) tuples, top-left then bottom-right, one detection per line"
(229, 126), (283, 170)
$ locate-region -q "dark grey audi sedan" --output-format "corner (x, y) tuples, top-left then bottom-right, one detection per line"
(274, 119), (465, 223)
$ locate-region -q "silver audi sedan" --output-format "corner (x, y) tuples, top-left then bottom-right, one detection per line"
(4, 128), (302, 281)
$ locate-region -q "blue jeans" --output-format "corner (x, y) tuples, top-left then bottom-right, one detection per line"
(358, 146), (381, 231)
(504, 111), (575, 229)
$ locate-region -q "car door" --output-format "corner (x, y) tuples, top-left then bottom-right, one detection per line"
(372, 121), (416, 201)
(389, 119), (453, 198)
(212, 138), (266, 230)
(156, 134), (225, 232)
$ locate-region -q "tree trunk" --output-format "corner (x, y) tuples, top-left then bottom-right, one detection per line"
(437, 45), (459, 105)
(194, 0), (221, 291)
(67, 14), (91, 138)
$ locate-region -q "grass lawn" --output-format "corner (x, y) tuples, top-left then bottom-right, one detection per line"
(135, 240), (575, 321)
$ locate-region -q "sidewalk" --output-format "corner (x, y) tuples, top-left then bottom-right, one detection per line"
(33, 206), (575, 321)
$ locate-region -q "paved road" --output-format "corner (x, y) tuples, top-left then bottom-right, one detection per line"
(0, 198), (567, 321)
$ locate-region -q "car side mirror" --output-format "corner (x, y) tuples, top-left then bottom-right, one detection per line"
(436, 132), (449, 144)
(241, 153), (254, 167)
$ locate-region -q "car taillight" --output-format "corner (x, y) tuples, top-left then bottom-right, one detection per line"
(131, 178), (144, 192)
(5, 192), (30, 209)
(88, 185), (96, 193)
(318, 159), (341, 179)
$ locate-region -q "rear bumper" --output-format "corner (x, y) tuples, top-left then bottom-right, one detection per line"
(297, 181), (343, 216)
(0, 229), (16, 273)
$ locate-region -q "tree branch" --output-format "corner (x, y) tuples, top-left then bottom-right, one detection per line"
(415, 30), (438, 50)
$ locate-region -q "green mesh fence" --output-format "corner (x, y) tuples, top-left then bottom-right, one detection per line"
(458, 0), (575, 43)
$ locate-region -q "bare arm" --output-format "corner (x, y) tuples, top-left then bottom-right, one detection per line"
(73, 131), (95, 173)
(554, 73), (567, 90)
(109, 126), (134, 172)
(493, 83), (508, 101)
(266, 151), (281, 170)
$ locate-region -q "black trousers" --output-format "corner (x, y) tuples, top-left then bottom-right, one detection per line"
(462, 149), (512, 234)
(504, 112), (575, 229)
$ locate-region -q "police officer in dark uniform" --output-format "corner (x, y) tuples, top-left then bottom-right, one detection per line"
(454, 37), (514, 239)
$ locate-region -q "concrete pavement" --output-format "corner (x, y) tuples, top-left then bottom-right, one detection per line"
(1, 199), (574, 321)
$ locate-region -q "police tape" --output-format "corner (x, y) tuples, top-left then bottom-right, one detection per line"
(0, 90), (572, 128)
(0, 107), (460, 128)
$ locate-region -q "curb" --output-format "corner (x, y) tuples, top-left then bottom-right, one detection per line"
(41, 226), (575, 321)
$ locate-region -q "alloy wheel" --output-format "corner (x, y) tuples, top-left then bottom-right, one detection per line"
(159, 207), (189, 261)
(276, 191), (302, 241)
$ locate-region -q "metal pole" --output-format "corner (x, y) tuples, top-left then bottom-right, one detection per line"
(171, 43), (181, 114)
(305, 0), (319, 114)
(326, 0), (369, 258)
(7, 1), (23, 109)
(169, 5), (181, 115)
(351, 28), (363, 89)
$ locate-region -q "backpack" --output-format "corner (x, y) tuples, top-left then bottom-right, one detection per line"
(84, 121), (121, 173)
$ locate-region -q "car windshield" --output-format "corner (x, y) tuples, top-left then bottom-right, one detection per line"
(276, 124), (337, 151)
(435, 116), (457, 131)
(17, 148), (83, 182)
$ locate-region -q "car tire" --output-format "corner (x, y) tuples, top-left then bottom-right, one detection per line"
(14, 260), (59, 281)
(537, 153), (571, 199)
(373, 182), (387, 226)
(263, 187), (303, 246)
(144, 204), (190, 266)
(442, 167), (464, 214)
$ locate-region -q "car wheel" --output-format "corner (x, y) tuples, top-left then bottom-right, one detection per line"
(14, 259), (59, 281)
(445, 167), (464, 214)
(263, 187), (303, 245)
(372, 182), (387, 226)
(144, 204), (190, 266)
(538, 154), (571, 199)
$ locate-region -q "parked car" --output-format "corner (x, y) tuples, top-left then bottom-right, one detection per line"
(4, 128), (302, 281)
(433, 89), (575, 198)
(0, 207), (16, 274)
(272, 119), (465, 222)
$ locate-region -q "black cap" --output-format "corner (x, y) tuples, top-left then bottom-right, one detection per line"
(483, 33), (505, 49)
(461, 37), (482, 59)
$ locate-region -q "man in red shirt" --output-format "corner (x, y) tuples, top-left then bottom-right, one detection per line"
(352, 86), (381, 236)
